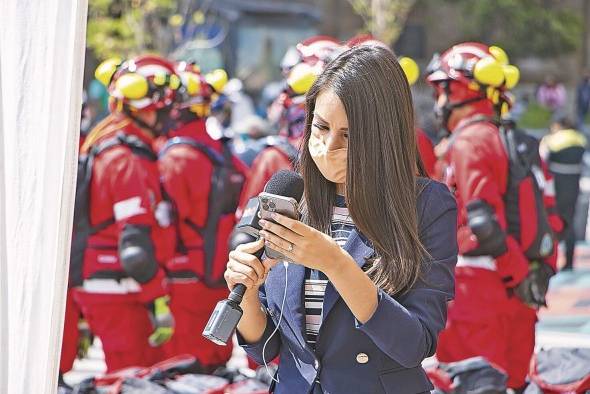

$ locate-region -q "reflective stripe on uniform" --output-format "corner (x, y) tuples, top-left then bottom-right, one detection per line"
(544, 177), (556, 197)
(548, 162), (583, 175)
(82, 278), (141, 294)
(113, 196), (147, 221)
(456, 255), (496, 271)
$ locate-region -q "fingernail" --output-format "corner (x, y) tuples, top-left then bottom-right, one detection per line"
(270, 213), (278, 219)
(259, 219), (268, 228)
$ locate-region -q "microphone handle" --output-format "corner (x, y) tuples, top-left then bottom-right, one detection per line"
(228, 246), (265, 303)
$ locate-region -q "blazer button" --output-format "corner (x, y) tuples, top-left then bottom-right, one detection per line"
(356, 353), (369, 364)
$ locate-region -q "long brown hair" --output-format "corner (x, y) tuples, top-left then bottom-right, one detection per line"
(299, 45), (427, 296)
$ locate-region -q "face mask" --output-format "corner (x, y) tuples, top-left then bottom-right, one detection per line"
(308, 132), (347, 183)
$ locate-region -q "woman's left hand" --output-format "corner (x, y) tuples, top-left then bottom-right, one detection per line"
(259, 213), (352, 273)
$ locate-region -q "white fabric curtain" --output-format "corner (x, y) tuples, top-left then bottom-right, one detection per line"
(0, 0), (88, 392)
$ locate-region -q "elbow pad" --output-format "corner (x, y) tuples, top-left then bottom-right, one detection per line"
(465, 200), (507, 258)
(119, 224), (159, 284)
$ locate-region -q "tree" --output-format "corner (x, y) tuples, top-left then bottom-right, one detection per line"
(86, 0), (175, 60)
(448, 0), (582, 58)
(347, 0), (416, 46)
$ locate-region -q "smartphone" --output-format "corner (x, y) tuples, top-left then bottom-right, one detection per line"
(258, 192), (299, 260)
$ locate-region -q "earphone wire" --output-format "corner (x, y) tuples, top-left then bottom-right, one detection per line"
(262, 261), (289, 384)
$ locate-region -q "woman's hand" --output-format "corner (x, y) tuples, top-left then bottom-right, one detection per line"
(259, 213), (353, 274)
(225, 239), (278, 297)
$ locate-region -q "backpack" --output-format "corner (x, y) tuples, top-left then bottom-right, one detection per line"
(499, 123), (556, 260)
(159, 137), (246, 287)
(69, 133), (157, 288)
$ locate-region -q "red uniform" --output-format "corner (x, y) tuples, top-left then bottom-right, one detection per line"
(417, 128), (436, 177)
(435, 109), (536, 388)
(74, 121), (174, 372)
(158, 120), (249, 368)
(60, 289), (81, 374)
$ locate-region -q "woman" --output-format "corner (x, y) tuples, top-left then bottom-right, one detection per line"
(225, 45), (458, 393)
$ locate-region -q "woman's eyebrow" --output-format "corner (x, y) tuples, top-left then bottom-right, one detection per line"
(313, 113), (348, 131)
(313, 113), (328, 124)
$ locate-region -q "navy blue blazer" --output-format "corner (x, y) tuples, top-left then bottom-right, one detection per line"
(238, 180), (458, 394)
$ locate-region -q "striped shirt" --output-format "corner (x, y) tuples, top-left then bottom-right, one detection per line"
(304, 195), (356, 347)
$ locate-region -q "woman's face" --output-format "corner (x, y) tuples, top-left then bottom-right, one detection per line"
(311, 89), (349, 151)
(308, 89), (349, 188)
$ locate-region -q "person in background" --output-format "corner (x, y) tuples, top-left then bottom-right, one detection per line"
(73, 55), (178, 372)
(428, 43), (554, 392)
(537, 75), (567, 121)
(541, 117), (587, 270)
(158, 63), (249, 370)
(576, 71), (590, 130)
(236, 37), (342, 217)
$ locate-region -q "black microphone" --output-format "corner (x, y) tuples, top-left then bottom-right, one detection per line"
(203, 170), (304, 345)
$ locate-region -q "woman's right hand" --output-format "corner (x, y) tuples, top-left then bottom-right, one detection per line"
(225, 238), (277, 296)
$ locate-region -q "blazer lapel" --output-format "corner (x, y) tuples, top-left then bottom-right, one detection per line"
(321, 229), (374, 322)
(282, 261), (308, 346)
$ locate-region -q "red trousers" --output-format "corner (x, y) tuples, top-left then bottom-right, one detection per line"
(60, 289), (81, 374)
(436, 267), (537, 389)
(74, 290), (164, 372)
(164, 281), (233, 368)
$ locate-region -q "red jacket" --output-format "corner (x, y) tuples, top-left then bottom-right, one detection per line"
(440, 112), (530, 287)
(158, 120), (249, 281)
(417, 128), (436, 177)
(83, 122), (174, 302)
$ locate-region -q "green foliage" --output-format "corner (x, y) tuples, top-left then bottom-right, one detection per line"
(518, 102), (552, 130)
(347, 0), (416, 45)
(448, 0), (582, 58)
(87, 0), (175, 60)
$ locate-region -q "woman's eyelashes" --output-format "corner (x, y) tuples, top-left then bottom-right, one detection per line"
(312, 122), (349, 140)
(312, 122), (330, 132)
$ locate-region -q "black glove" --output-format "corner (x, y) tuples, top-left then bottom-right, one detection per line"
(513, 261), (554, 309)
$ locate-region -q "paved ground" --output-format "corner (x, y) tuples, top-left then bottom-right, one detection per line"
(536, 243), (590, 348)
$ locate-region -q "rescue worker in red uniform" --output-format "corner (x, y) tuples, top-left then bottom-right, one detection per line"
(238, 37), (341, 212)
(73, 55), (179, 372)
(426, 43), (556, 391)
(158, 63), (249, 370)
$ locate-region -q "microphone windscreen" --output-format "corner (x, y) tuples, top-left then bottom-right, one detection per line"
(263, 170), (304, 202)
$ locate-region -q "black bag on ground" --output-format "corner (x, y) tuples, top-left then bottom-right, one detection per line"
(431, 356), (508, 394)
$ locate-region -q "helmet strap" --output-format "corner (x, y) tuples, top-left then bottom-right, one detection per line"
(123, 106), (170, 137)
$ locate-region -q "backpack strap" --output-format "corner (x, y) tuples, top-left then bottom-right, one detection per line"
(159, 136), (224, 166)
(87, 133), (157, 232)
(263, 136), (299, 163)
